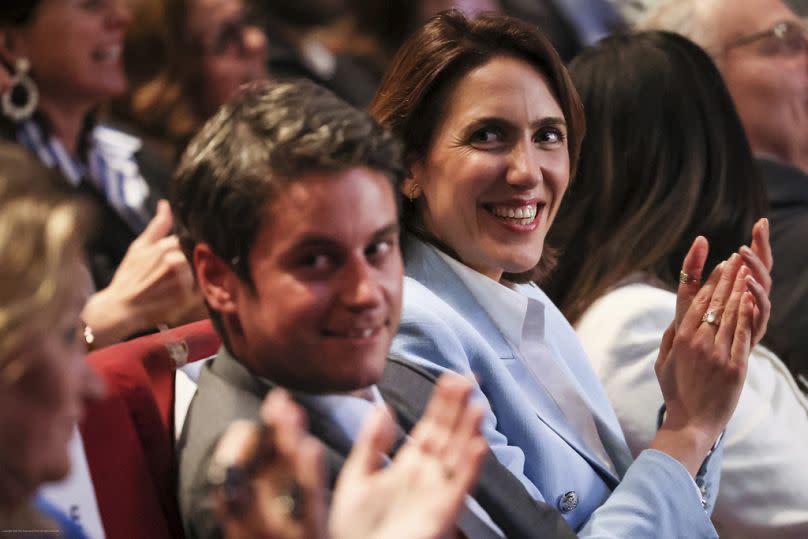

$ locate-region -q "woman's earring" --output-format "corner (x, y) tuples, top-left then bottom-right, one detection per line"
(407, 182), (420, 202)
(2, 58), (38, 122)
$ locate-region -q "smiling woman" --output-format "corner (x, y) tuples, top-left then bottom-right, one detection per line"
(371, 11), (758, 536)
(2, 0), (129, 118)
(0, 0), (205, 348)
(370, 11), (584, 283)
(406, 55), (569, 281)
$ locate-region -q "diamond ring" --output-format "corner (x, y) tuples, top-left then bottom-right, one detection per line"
(701, 310), (719, 326)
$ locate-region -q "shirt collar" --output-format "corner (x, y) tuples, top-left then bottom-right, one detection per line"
(291, 385), (385, 444)
(431, 246), (531, 349)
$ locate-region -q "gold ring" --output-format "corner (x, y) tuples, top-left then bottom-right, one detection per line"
(679, 270), (698, 285)
(701, 310), (719, 326)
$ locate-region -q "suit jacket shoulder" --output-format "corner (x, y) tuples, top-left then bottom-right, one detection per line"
(178, 352), (266, 539)
(379, 357), (577, 539)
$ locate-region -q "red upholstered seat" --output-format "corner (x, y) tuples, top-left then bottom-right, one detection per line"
(80, 320), (221, 539)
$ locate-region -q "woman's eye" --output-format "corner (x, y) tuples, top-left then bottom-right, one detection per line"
(62, 325), (79, 346)
(469, 127), (504, 147)
(535, 127), (565, 145)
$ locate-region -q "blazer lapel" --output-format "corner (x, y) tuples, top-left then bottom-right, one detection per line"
(405, 237), (622, 486)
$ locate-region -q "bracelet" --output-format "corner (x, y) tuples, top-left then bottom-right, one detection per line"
(81, 319), (97, 352)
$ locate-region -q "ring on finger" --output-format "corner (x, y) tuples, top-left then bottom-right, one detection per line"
(679, 270), (698, 285)
(273, 480), (303, 520)
(701, 309), (720, 326)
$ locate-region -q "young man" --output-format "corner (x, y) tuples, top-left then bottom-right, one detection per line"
(171, 80), (575, 539)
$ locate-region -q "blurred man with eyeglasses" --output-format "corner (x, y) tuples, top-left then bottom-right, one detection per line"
(642, 0), (808, 392)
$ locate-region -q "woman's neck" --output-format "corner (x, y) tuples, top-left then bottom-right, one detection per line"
(37, 99), (93, 156)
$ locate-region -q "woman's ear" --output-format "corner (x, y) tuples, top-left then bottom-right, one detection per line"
(0, 30), (14, 65)
(0, 27), (27, 64)
(402, 161), (424, 201)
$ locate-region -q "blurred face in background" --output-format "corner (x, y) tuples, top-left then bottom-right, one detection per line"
(0, 0), (131, 110)
(187, 0), (269, 116)
(714, 0), (808, 171)
(0, 264), (104, 504)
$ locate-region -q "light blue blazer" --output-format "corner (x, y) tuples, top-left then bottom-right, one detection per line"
(390, 236), (722, 537)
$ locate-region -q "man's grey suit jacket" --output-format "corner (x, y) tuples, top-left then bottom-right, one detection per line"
(177, 347), (577, 539)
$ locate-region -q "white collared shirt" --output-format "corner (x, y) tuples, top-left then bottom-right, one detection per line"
(434, 249), (617, 475)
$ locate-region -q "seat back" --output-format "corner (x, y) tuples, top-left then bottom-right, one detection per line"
(81, 320), (221, 539)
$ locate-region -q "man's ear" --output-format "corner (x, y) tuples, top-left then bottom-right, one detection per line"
(193, 244), (241, 314)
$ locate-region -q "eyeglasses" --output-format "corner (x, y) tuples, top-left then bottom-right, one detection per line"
(189, 11), (264, 58)
(720, 20), (808, 57)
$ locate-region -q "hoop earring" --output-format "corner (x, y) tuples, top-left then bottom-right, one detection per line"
(2, 58), (38, 122)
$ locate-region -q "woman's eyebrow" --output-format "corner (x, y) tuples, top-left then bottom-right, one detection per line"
(533, 116), (567, 129)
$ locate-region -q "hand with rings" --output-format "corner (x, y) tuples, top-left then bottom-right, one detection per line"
(675, 219), (771, 341)
(210, 389), (327, 539)
(650, 236), (755, 477)
(330, 374), (488, 539)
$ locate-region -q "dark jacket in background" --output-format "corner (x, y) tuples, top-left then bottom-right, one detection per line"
(757, 156), (808, 387)
(501, 0), (626, 62)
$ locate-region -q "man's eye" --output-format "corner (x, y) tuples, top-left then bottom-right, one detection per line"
(366, 240), (394, 259)
(80, 0), (106, 10)
(301, 254), (332, 270)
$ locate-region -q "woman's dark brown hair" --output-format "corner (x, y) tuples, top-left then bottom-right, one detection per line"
(108, 0), (208, 161)
(545, 31), (767, 324)
(0, 1), (42, 26)
(368, 10), (584, 283)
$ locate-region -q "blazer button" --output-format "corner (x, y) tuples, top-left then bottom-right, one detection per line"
(557, 491), (578, 513)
